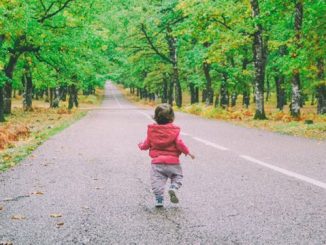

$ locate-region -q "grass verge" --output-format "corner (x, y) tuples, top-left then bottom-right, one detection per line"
(0, 111), (86, 172)
(0, 91), (104, 172)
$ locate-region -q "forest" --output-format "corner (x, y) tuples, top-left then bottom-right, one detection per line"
(0, 0), (109, 122)
(0, 0), (325, 122)
(107, 0), (325, 120)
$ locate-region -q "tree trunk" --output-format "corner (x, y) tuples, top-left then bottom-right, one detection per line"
(162, 74), (168, 103)
(0, 87), (5, 122)
(168, 75), (174, 106)
(68, 87), (74, 110)
(316, 85), (326, 114)
(274, 45), (287, 110)
(52, 88), (60, 108)
(220, 73), (229, 109)
(44, 89), (49, 102)
(291, 72), (301, 117)
(275, 75), (285, 110)
(34, 88), (39, 100)
(203, 61), (214, 105)
(189, 82), (197, 104)
(167, 27), (182, 107)
(202, 89), (207, 103)
(144, 89), (148, 100)
(195, 87), (199, 103)
(60, 86), (67, 101)
(4, 53), (20, 114)
(49, 88), (54, 107)
(243, 90), (250, 109)
(68, 84), (78, 109)
(250, 0), (267, 119)
(22, 63), (33, 111)
(291, 2), (303, 118)
(266, 75), (270, 102)
(316, 58), (325, 114)
(189, 82), (196, 104)
(231, 93), (238, 107)
(242, 51), (250, 109)
(174, 67), (182, 107)
(214, 93), (219, 108)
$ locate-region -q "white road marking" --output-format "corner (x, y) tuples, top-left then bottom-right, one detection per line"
(192, 137), (229, 151)
(112, 91), (122, 108)
(240, 155), (326, 190)
(113, 81), (326, 191)
(107, 81), (123, 108)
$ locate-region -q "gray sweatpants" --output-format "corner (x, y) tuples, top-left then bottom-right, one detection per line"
(150, 164), (183, 197)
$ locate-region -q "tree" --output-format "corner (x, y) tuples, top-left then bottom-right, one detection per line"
(250, 0), (267, 119)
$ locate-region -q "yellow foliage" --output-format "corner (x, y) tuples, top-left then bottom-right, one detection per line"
(0, 124), (30, 149)
(230, 111), (243, 120)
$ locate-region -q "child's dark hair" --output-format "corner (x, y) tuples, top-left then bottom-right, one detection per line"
(154, 104), (175, 125)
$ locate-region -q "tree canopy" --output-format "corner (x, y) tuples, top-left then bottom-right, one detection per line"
(0, 0), (110, 121)
(1, 0), (325, 122)
(105, 0), (326, 118)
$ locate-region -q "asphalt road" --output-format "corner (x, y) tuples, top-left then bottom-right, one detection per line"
(1, 82), (325, 245)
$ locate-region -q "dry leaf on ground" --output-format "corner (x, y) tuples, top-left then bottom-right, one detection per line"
(31, 191), (44, 195)
(11, 215), (26, 220)
(56, 222), (64, 227)
(50, 213), (62, 218)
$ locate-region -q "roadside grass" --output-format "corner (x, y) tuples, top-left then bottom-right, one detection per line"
(117, 85), (326, 140)
(0, 91), (104, 172)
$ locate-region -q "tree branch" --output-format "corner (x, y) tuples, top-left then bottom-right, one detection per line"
(43, 23), (81, 29)
(38, 0), (74, 23)
(35, 53), (60, 72)
(211, 16), (233, 31)
(140, 24), (172, 64)
(17, 45), (40, 54)
(39, 0), (47, 11)
(45, 2), (56, 15)
(8, 35), (40, 55)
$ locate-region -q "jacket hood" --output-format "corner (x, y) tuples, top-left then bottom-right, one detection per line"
(148, 123), (180, 147)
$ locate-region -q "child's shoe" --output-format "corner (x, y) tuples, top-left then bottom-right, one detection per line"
(168, 186), (179, 204)
(155, 196), (164, 207)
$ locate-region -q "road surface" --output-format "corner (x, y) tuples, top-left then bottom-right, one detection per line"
(1, 82), (326, 244)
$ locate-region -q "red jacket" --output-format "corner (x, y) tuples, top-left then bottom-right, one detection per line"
(138, 123), (190, 164)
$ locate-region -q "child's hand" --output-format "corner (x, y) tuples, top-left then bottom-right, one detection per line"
(188, 153), (195, 159)
(138, 142), (143, 149)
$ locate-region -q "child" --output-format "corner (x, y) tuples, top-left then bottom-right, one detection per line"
(138, 104), (195, 207)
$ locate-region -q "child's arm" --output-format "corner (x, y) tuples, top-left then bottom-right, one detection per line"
(138, 137), (150, 150)
(175, 135), (195, 159)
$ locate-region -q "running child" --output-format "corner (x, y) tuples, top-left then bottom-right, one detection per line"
(138, 104), (195, 207)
